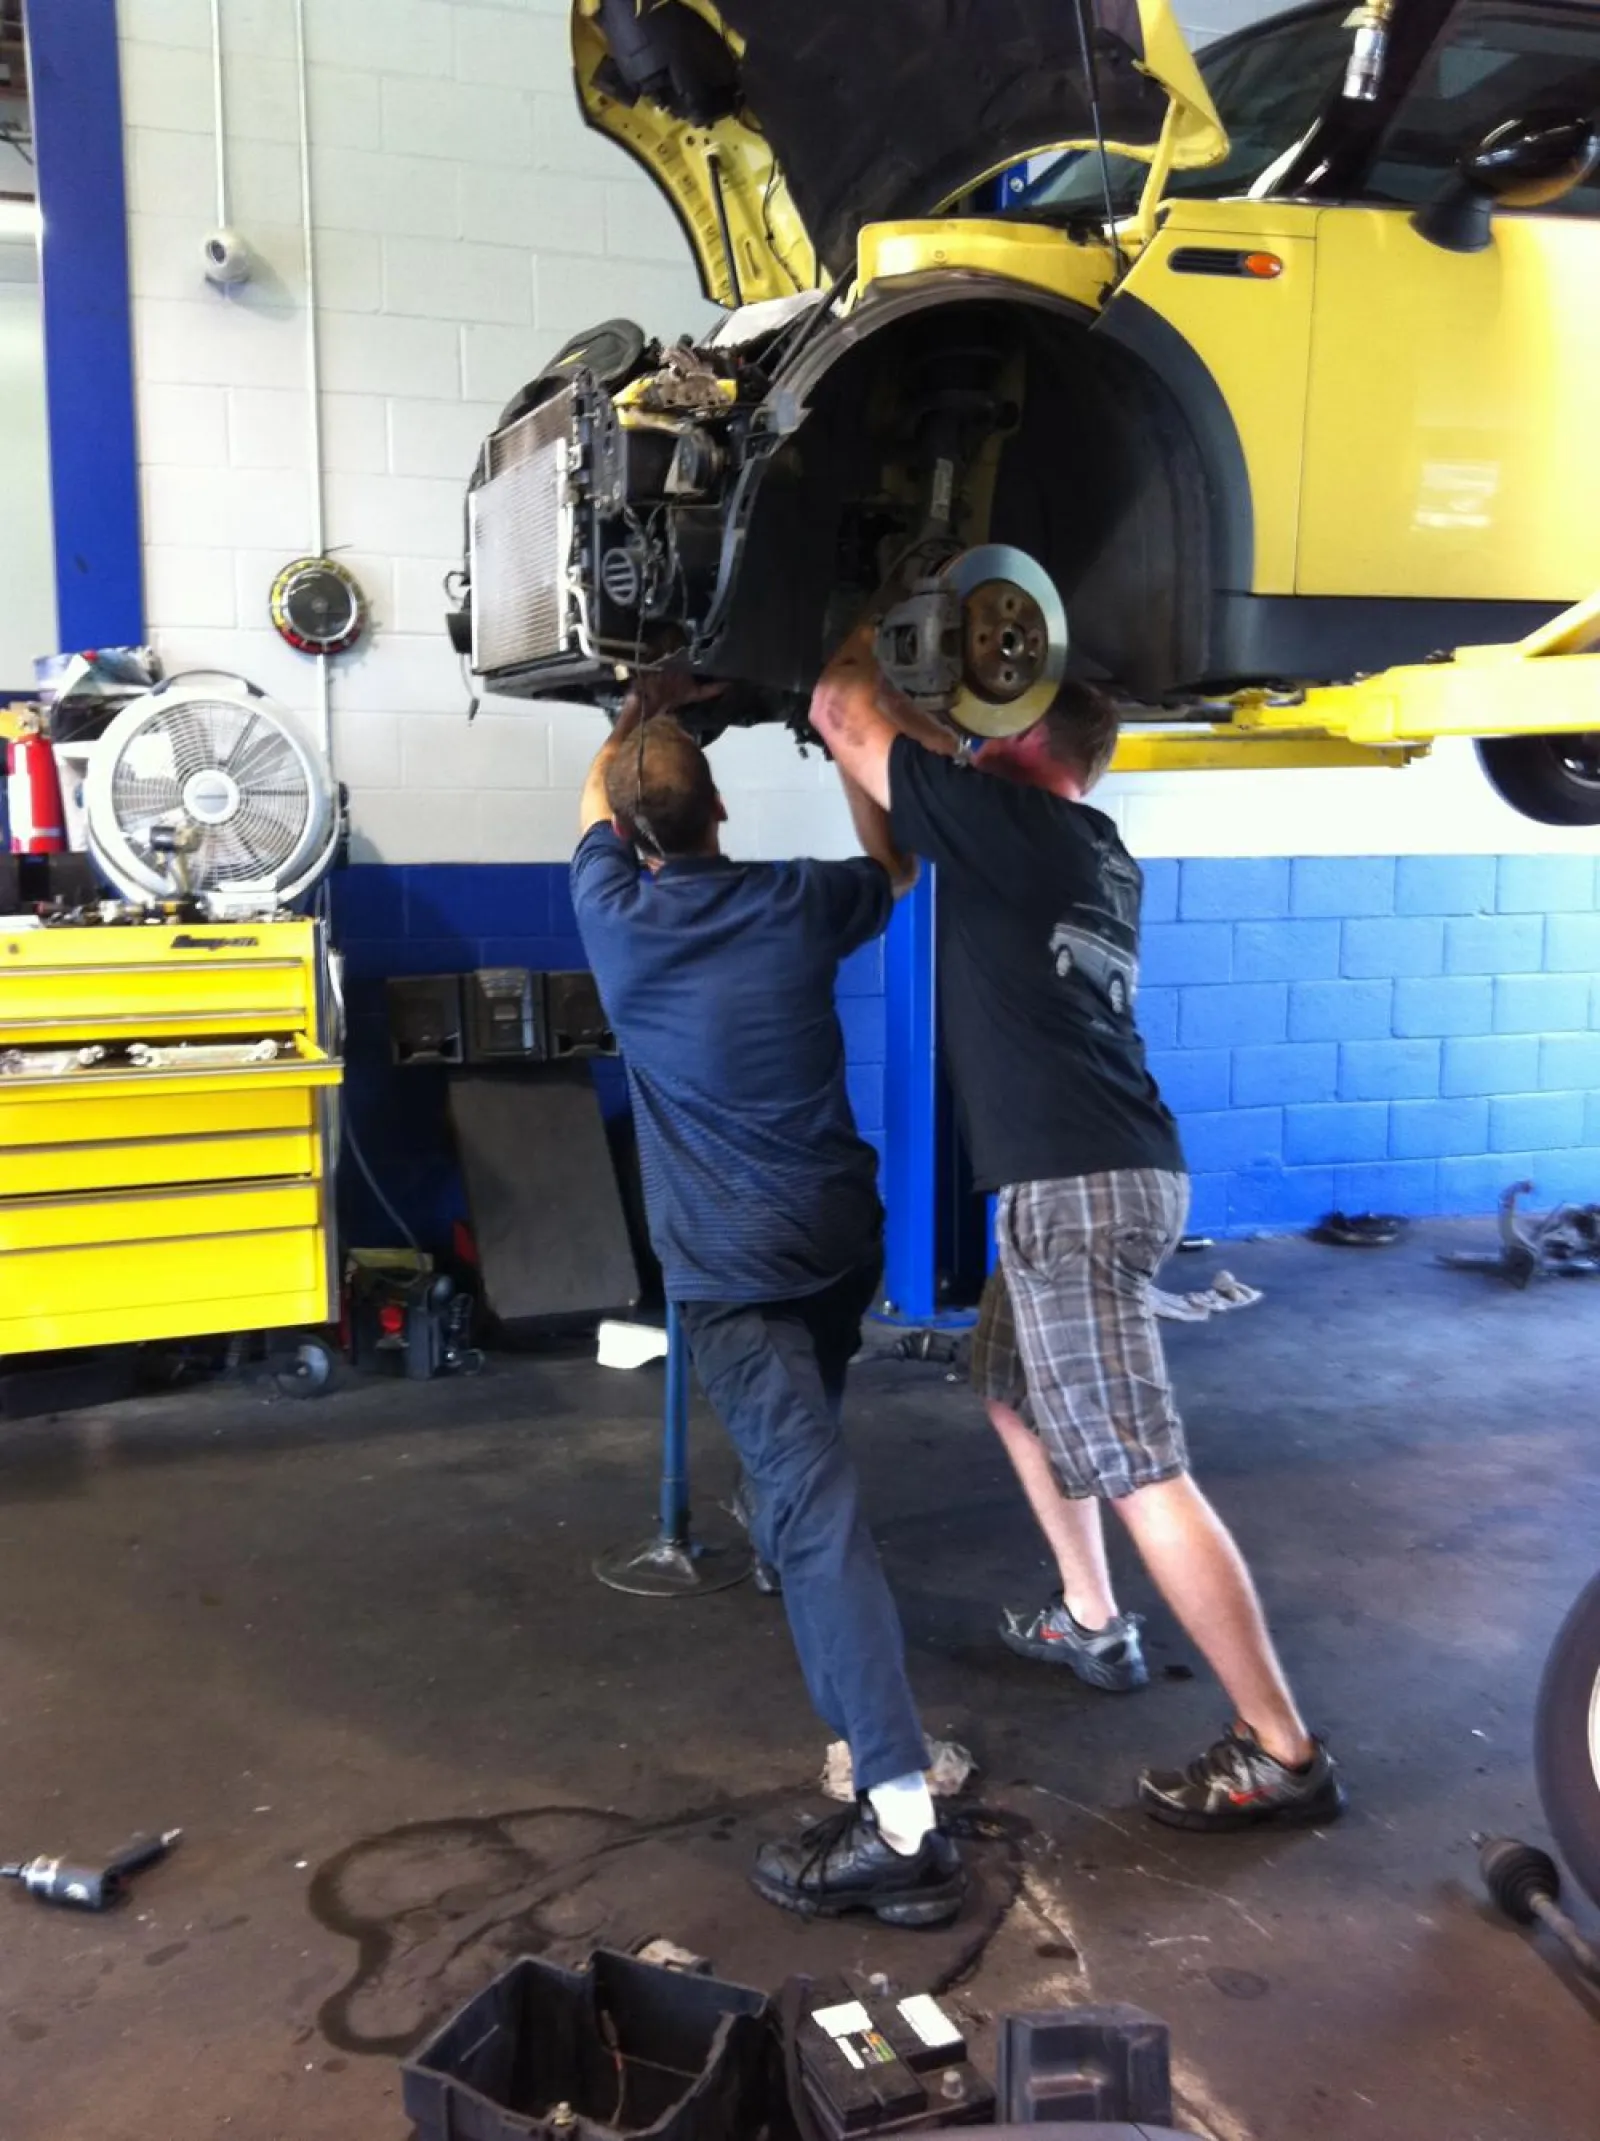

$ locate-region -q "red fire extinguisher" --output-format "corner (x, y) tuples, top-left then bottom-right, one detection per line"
(6, 729), (66, 854)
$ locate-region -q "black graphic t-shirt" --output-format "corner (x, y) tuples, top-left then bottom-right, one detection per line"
(889, 737), (1183, 1193)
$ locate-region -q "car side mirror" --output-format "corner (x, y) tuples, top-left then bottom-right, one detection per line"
(1414, 112), (1600, 254)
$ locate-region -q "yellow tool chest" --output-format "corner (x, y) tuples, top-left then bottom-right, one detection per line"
(0, 916), (342, 1356)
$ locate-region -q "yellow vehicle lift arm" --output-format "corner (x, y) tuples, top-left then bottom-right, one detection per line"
(1113, 587), (1600, 777)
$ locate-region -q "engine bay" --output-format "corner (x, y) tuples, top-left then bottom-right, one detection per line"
(456, 304), (821, 726)
(453, 289), (1211, 738)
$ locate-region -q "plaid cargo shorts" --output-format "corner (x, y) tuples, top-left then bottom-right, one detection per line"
(970, 1169), (1191, 1499)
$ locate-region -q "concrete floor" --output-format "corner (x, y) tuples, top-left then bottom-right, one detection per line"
(2, 1224), (1598, 2140)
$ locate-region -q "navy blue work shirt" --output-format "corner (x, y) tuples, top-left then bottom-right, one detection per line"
(571, 825), (892, 1303)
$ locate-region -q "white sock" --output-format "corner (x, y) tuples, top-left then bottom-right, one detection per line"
(867, 1771), (936, 1855)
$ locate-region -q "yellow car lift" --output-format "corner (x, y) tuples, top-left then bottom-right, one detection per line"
(1112, 586), (1600, 777)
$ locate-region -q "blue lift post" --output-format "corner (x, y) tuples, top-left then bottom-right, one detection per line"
(880, 873), (982, 1331)
(593, 1305), (753, 1598)
(660, 1302), (690, 1541)
(881, 875), (941, 1323)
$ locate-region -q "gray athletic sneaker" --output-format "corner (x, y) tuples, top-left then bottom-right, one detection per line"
(999, 1594), (1149, 1691)
(1138, 1723), (1346, 1832)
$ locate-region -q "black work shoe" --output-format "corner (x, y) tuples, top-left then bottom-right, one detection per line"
(1000, 1595), (1149, 1692)
(750, 1798), (964, 1928)
(1138, 1723), (1346, 1832)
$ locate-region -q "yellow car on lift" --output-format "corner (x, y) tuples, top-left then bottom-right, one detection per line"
(458, 0), (1600, 823)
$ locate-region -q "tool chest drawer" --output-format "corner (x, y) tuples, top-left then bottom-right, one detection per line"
(0, 921), (322, 1044)
(0, 1176), (321, 1255)
(0, 1180), (334, 1352)
(0, 1049), (336, 1196)
(0, 1082), (316, 1147)
(0, 1232), (333, 1352)
(0, 1123), (320, 1197)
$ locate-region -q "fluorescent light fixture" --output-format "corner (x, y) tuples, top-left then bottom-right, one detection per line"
(0, 199), (41, 241)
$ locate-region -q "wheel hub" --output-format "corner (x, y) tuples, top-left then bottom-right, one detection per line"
(947, 543), (1070, 739)
(964, 581), (1049, 704)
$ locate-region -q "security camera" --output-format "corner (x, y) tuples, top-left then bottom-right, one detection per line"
(202, 227), (253, 289)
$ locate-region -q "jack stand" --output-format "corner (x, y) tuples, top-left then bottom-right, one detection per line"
(594, 1304), (753, 1598)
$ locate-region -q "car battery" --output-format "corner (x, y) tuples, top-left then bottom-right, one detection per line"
(796, 1979), (994, 2138)
(402, 1948), (771, 2141)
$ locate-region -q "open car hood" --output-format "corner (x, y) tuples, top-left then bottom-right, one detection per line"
(573, 0), (1229, 306)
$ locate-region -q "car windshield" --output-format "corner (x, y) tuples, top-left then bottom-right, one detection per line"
(1008, 2), (1353, 220)
(1364, 1), (1600, 214)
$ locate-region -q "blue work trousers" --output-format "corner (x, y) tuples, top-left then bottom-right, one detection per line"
(678, 1260), (927, 1793)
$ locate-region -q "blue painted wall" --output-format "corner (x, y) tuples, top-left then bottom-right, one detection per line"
(329, 862), (886, 1259)
(1139, 853), (1600, 1235)
(330, 853), (1599, 1263)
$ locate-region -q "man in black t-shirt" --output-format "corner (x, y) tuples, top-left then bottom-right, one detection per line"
(811, 644), (1344, 1834)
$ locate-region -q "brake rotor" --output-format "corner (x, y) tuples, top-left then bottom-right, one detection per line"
(947, 544), (1069, 738)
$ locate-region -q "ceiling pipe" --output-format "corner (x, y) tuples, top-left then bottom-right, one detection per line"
(209, 0), (228, 226)
(292, 0), (332, 769)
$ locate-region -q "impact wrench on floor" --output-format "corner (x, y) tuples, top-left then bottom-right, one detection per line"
(1, 1829), (182, 1912)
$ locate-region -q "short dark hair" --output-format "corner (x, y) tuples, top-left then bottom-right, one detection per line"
(1039, 680), (1120, 791)
(605, 717), (720, 857)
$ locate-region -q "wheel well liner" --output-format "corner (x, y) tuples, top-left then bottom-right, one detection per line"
(1097, 291), (1255, 594)
(705, 273), (1232, 698)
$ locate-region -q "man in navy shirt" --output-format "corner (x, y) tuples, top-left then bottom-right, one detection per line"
(571, 685), (964, 1928)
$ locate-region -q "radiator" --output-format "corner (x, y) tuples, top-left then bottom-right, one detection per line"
(469, 386), (581, 675)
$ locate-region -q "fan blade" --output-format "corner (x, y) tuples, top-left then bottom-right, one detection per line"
(112, 774), (184, 815)
(238, 791), (309, 835)
(219, 706), (261, 771)
(231, 819), (273, 876)
(164, 712), (210, 785)
(234, 742), (302, 798)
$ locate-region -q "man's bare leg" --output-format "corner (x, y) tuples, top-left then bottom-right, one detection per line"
(987, 1400), (1118, 1629)
(1112, 1472), (1312, 1768)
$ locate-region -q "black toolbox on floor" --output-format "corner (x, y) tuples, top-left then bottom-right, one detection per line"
(402, 1949), (772, 2141)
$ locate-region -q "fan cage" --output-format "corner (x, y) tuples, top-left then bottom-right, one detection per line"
(85, 684), (338, 909)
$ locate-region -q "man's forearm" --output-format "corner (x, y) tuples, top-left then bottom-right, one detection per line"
(577, 694), (645, 836)
(809, 628), (961, 807)
(579, 729), (626, 836)
(840, 770), (918, 900)
(809, 644), (903, 807)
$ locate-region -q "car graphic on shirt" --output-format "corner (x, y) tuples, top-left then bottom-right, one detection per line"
(1050, 922), (1140, 1020)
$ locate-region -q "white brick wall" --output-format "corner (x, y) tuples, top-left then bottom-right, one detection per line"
(119, 0), (721, 865)
(0, 282), (56, 687)
(117, 0), (1582, 863)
